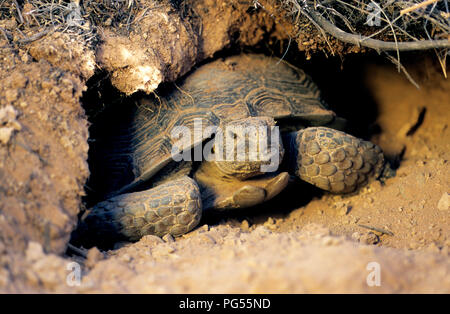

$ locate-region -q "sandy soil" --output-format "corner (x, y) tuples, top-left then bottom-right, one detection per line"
(0, 0), (448, 293)
(0, 38), (90, 254)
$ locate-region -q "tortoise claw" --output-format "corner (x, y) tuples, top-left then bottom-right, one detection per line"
(264, 172), (289, 200)
(232, 185), (266, 208)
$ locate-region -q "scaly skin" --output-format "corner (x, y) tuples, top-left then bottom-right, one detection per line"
(294, 127), (384, 193)
(81, 177), (202, 242)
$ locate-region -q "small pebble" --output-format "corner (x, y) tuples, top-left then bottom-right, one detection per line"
(162, 234), (175, 243)
(361, 232), (379, 245)
(240, 220), (250, 231)
(437, 192), (450, 211)
(338, 205), (351, 216)
(199, 224), (209, 232)
(85, 247), (104, 269)
(25, 242), (45, 262)
(351, 232), (361, 240)
(263, 217), (277, 230)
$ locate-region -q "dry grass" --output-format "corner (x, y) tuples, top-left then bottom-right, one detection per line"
(1, 1), (449, 74)
(278, 0), (449, 41)
(0, 0), (149, 46)
(0, 0), (96, 45)
(268, 0), (450, 78)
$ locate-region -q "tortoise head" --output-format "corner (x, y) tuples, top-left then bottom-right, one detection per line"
(209, 117), (284, 180)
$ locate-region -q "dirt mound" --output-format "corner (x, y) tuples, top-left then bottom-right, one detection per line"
(0, 42), (89, 254)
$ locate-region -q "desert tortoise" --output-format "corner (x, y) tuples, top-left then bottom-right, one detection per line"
(78, 54), (385, 244)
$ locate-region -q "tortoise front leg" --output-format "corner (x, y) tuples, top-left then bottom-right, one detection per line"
(286, 127), (385, 193)
(194, 161), (289, 210)
(79, 176), (202, 243)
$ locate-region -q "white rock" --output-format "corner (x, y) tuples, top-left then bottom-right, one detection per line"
(0, 127), (14, 145)
(437, 192), (450, 211)
(26, 241), (45, 262)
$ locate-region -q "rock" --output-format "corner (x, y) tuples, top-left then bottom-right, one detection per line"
(31, 254), (68, 289)
(351, 232), (362, 242)
(361, 232), (380, 245)
(199, 224), (209, 232)
(162, 234), (175, 243)
(0, 127), (14, 145)
(0, 105), (21, 145)
(263, 217), (276, 230)
(0, 105), (19, 124)
(240, 220), (250, 231)
(437, 192), (450, 211)
(338, 205), (351, 216)
(85, 247), (104, 269)
(25, 241), (45, 262)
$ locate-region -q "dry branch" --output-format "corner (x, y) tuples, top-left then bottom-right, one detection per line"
(306, 8), (450, 51)
(400, 0), (441, 16)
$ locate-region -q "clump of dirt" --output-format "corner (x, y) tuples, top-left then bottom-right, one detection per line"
(27, 31), (96, 80)
(96, 0), (278, 95)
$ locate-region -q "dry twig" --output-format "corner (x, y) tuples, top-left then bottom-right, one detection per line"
(400, 0), (441, 16)
(306, 8), (450, 51)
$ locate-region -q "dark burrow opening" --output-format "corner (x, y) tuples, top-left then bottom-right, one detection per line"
(69, 44), (418, 251)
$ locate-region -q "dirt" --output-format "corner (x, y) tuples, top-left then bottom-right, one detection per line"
(274, 60), (450, 253)
(0, 40), (89, 254)
(0, 0), (449, 293)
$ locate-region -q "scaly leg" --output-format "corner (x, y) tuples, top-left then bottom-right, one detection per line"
(289, 127), (385, 193)
(79, 176), (202, 243)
